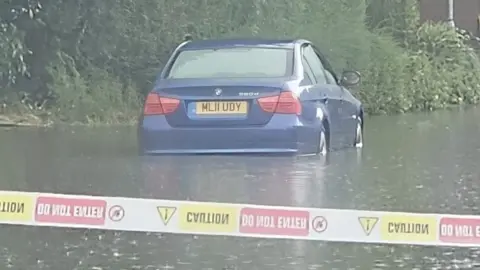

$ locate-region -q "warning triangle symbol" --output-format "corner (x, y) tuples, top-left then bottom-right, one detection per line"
(358, 217), (378, 236)
(157, 206), (177, 225)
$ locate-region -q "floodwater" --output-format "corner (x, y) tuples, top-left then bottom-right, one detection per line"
(1, 106), (480, 270)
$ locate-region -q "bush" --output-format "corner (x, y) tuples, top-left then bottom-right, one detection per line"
(1, 0), (480, 124)
(404, 22), (480, 110)
(360, 19), (480, 114)
(359, 33), (411, 114)
(46, 51), (141, 124)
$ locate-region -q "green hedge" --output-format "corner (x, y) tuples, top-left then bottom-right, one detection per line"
(1, 0), (480, 123)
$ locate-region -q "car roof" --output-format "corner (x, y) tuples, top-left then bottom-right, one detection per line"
(180, 38), (308, 50)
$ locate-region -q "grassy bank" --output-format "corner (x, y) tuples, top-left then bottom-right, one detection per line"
(1, 0), (480, 126)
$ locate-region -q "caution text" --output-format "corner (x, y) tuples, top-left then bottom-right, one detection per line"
(37, 204), (104, 218)
(186, 212), (229, 225)
(380, 215), (436, 242)
(178, 204), (237, 233)
(0, 201), (24, 214)
(440, 217), (480, 244)
(239, 207), (309, 236)
(35, 196), (106, 225)
(388, 222), (429, 235)
(0, 195), (34, 221)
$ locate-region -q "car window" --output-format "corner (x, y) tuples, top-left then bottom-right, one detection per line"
(301, 71), (313, 86)
(301, 57), (315, 85)
(312, 46), (339, 85)
(324, 70), (337, 85)
(302, 45), (327, 84)
(166, 47), (293, 79)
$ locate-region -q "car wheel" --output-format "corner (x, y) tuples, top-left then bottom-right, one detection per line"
(354, 118), (363, 148)
(317, 130), (327, 156)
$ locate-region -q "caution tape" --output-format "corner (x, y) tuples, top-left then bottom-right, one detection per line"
(1, 190), (480, 247)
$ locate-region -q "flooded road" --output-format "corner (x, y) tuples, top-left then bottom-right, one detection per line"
(1, 107), (480, 269)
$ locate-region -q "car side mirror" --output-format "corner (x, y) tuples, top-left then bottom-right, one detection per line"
(340, 70), (361, 87)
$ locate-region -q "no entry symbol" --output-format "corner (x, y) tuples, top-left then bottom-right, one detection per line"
(108, 205), (125, 222)
(312, 216), (328, 233)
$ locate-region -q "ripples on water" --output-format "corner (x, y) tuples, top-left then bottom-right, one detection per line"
(2, 107), (480, 269)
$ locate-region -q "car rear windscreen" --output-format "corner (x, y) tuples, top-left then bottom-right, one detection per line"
(166, 47), (293, 79)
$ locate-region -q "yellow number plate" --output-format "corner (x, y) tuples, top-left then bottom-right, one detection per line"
(196, 101), (248, 114)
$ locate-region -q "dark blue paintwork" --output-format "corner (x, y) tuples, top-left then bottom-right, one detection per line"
(138, 38), (364, 155)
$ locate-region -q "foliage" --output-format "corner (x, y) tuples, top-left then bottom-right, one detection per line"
(0, 0), (41, 88)
(0, 0), (480, 124)
(46, 52), (140, 124)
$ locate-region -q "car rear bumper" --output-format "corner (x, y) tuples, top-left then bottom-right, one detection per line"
(144, 148), (298, 154)
(138, 115), (320, 155)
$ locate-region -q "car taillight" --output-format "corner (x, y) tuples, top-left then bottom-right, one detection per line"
(143, 92), (180, 115)
(258, 91), (301, 115)
(257, 95), (279, 113)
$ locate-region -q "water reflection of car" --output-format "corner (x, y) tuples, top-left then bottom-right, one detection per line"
(138, 38), (364, 156)
(140, 156), (326, 206)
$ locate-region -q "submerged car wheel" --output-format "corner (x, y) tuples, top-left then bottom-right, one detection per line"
(317, 130), (327, 156)
(354, 118), (363, 148)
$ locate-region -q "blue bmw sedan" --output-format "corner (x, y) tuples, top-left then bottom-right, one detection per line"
(138, 38), (364, 155)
